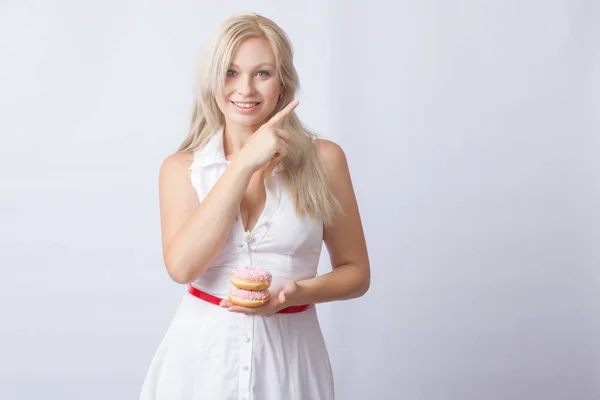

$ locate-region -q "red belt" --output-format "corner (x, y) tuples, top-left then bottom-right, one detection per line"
(187, 285), (310, 314)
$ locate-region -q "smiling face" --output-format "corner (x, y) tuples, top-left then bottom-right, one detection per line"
(215, 37), (282, 131)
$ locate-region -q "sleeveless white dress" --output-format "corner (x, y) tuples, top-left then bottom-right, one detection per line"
(139, 129), (335, 400)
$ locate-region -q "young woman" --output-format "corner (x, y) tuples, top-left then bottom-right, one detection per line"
(139, 12), (370, 400)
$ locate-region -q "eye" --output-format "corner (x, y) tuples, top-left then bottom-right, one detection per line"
(226, 70), (237, 77)
(256, 71), (270, 77)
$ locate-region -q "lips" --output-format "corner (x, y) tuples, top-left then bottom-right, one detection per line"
(232, 101), (260, 107)
(231, 101), (261, 113)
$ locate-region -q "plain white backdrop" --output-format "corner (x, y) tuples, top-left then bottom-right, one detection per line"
(1, 1), (598, 399)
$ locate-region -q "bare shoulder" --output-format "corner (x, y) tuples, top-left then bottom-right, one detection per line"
(160, 151), (195, 182)
(161, 151), (194, 170)
(314, 139), (349, 180)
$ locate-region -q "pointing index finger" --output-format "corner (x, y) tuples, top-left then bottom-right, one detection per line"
(267, 99), (299, 127)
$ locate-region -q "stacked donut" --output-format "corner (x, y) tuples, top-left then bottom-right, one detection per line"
(229, 266), (272, 307)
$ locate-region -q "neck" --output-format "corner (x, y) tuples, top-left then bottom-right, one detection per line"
(222, 122), (261, 159)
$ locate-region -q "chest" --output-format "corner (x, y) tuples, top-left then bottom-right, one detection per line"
(190, 165), (323, 256)
(239, 172), (268, 233)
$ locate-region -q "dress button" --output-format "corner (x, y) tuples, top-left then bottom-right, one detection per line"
(242, 365), (249, 371)
(244, 336), (250, 343)
(243, 230), (254, 244)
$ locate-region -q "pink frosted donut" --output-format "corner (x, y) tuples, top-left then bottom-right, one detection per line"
(229, 286), (270, 307)
(230, 266), (272, 291)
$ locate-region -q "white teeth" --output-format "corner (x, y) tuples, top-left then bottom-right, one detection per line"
(234, 102), (258, 108)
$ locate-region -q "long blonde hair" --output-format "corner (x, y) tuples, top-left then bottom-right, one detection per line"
(178, 12), (341, 226)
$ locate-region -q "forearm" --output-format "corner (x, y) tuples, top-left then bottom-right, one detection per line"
(166, 160), (253, 283)
(288, 263), (370, 306)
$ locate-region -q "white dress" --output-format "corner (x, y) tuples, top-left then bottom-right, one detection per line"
(139, 129), (335, 400)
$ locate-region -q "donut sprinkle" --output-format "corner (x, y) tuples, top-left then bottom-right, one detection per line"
(230, 286), (270, 300)
(231, 266), (272, 282)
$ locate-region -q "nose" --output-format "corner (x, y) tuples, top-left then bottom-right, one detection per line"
(236, 74), (256, 97)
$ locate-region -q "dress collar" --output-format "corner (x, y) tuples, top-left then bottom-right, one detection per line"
(189, 129), (229, 169)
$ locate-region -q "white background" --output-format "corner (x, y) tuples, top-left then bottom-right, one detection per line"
(1, 1), (598, 399)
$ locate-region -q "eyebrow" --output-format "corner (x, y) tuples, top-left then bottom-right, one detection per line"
(230, 62), (276, 69)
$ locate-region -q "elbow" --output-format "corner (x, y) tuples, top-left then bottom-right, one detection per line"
(353, 266), (370, 298)
(167, 267), (195, 285)
(164, 253), (198, 285)
(356, 278), (370, 298)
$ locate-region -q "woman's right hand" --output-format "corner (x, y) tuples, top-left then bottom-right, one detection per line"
(235, 99), (299, 173)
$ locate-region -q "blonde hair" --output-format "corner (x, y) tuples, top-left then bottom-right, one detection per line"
(178, 12), (341, 226)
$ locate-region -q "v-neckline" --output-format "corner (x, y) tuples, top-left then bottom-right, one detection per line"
(238, 181), (271, 235)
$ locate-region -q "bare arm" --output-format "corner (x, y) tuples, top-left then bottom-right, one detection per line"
(159, 154), (253, 284)
(288, 139), (371, 304)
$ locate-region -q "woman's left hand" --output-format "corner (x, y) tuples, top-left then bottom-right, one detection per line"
(219, 281), (300, 317)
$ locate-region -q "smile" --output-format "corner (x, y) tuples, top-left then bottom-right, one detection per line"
(231, 101), (260, 113)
